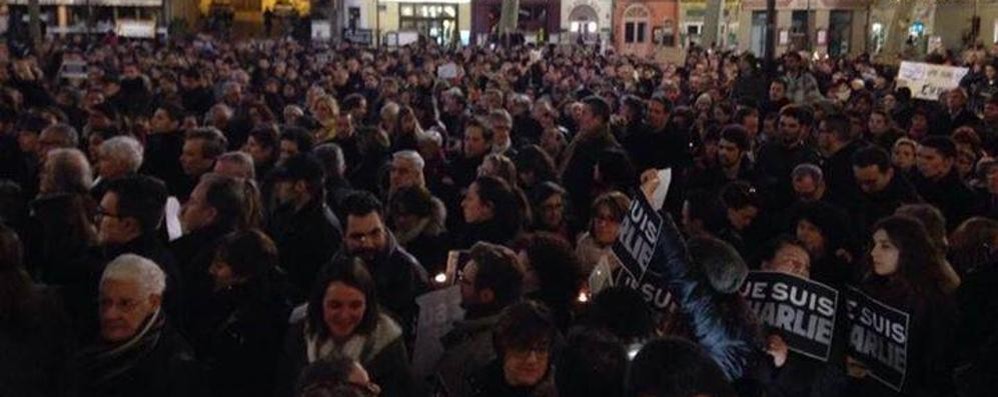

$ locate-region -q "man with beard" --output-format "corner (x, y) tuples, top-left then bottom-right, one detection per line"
(434, 242), (525, 397)
(688, 125), (755, 195)
(755, 105), (822, 210)
(267, 153), (342, 301)
(331, 191), (428, 337)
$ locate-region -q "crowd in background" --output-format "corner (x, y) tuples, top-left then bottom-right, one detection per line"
(0, 30), (997, 397)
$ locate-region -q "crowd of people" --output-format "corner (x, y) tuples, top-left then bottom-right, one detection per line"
(0, 30), (997, 397)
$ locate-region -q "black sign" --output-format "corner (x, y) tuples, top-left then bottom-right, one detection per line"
(612, 193), (662, 282)
(845, 287), (910, 392)
(740, 271), (839, 362)
(611, 194), (675, 313)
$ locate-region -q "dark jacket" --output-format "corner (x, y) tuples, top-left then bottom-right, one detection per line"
(852, 173), (922, 234)
(100, 234), (185, 330)
(447, 154), (485, 192)
(140, 131), (187, 199)
(650, 211), (763, 381)
(456, 218), (516, 250)
(688, 158), (757, 195)
(756, 142), (822, 210)
(169, 223), (232, 288)
(467, 359), (557, 397)
(912, 170), (980, 231)
(180, 87), (215, 116)
(268, 200), (343, 301)
(936, 108), (980, 135)
(395, 197), (450, 275)
(822, 140), (868, 209)
(192, 277), (292, 397)
(435, 314), (501, 397)
(849, 275), (957, 397)
(76, 318), (206, 397)
(332, 232), (429, 337)
(22, 193), (98, 284)
(0, 286), (76, 397)
(560, 125), (622, 223)
(276, 314), (423, 397)
(169, 223), (234, 322)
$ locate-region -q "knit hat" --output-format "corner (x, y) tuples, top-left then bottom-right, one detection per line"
(686, 236), (749, 294)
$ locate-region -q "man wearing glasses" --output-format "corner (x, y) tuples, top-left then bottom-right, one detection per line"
(95, 174), (183, 329)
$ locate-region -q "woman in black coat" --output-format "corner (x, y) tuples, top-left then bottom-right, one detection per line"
(275, 256), (422, 397)
(190, 229), (292, 397)
(847, 216), (958, 396)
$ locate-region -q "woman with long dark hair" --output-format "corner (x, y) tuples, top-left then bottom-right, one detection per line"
(458, 175), (524, 248)
(847, 215), (958, 396)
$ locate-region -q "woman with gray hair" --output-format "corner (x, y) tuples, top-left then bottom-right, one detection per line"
(76, 253), (206, 397)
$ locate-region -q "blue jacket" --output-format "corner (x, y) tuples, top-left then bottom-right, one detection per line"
(650, 212), (763, 382)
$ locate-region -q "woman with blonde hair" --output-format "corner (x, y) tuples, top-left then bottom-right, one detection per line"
(311, 95), (340, 142)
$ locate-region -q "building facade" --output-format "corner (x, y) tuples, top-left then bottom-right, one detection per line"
(736, 0), (869, 57)
(612, 0), (681, 59)
(471, 0), (560, 44)
(7, 0), (166, 34)
(677, 0), (739, 48)
(559, 0), (612, 44)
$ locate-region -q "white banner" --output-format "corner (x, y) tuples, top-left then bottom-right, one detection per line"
(896, 61), (969, 101)
(115, 20), (156, 38)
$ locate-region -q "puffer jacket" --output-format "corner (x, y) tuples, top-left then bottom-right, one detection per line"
(649, 211), (763, 382)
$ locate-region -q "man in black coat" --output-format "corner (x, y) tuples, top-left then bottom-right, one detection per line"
(817, 113), (868, 209)
(171, 173), (255, 322)
(94, 175), (184, 339)
(912, 136), (981, 230)
(561, 96), (623, 224)
(755, 105), (822, 211)
(267, 154), (343, 301)
(688, 124), (756, 195)
(332, 191), (428, 337)
(851, 146), (922, 234)
(937, 87), (980, 135)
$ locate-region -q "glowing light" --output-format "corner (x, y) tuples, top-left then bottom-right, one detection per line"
(434, 273), (448, 284)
